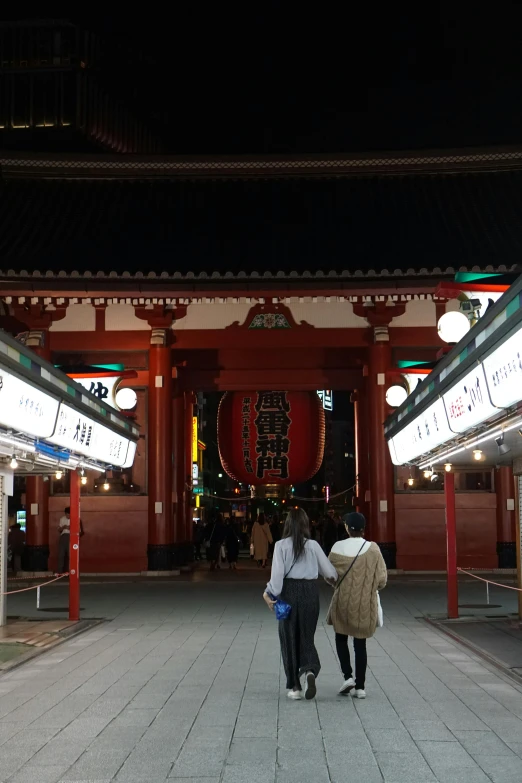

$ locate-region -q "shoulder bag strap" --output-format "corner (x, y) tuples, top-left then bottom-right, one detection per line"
(333, 541), (366, 593)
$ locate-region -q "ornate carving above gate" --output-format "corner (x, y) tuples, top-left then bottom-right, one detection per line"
(225, 302), (313, 331)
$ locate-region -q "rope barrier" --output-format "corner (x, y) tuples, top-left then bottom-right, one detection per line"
(457, 568), (522, 593)
(2, 573), (69, 596)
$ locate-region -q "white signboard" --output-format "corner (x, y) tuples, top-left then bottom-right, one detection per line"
(389, 398), (452, 465)
(75, 376), (120, 408)
(443, 364), (499, 433)
(483, 324), (522, 409)
(48, 403), (132, 467)
(0, 367), (59, 439)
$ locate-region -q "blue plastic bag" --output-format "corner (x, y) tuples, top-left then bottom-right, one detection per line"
(268, 593), (292, 620)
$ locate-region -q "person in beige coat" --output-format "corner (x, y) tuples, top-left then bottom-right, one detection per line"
(251, 513), (273, 567)
(327, 512), (387, 699)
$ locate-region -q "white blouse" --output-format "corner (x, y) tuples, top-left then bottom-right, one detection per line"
(266, 537), (338, 597)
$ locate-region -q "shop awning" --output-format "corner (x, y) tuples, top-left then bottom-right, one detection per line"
(385, 274), (522, 469)
(0, 328), (139, 474)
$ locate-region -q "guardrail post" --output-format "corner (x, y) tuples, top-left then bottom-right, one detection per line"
(445, 470), (459, 619)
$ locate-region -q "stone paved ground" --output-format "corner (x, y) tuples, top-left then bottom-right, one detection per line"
(1, 576), (522, 782)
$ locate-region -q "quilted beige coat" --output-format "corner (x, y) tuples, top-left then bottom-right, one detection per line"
(327, 543), (387, 638)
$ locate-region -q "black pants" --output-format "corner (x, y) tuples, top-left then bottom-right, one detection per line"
(279, 579), (320, 689)
(57, 535), (69, 573)
(335, 634), (367, 690)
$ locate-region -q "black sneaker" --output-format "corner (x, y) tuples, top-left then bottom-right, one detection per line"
(304, 672), (317, 700)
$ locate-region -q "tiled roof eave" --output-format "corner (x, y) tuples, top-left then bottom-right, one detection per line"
(0, 265), (516, 283)
(4, 146), (522, 180)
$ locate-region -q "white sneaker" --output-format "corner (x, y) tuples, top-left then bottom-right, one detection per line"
(352, 689), (366, 699)
(287, 690), (302, 700)
(304, 672), (317, 701)
(339, 677), (355, 694)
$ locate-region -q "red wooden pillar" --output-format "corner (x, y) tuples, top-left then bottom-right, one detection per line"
(147, 329), (173, 570)
(25, 330), (52, 571)
(367, 334), (396, 567)
(185, 391), (195, 549)
(495, 466), (516, 568)
(69, 469), (81, 621)
(173, 390), (187, 565)
(445, 470), (459, 619)
(352, 390), (370, 525)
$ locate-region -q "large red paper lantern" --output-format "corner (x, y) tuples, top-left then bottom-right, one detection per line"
(218, 391), (325, 486)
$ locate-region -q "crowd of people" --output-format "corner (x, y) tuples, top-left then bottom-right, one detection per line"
(195, 507), (348, 572)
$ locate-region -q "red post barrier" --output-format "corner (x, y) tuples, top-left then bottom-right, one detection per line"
(445, 470), (458, 619)
(69, 469), (81, 621)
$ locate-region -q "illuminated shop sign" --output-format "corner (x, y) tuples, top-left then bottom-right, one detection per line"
(317, 390), (333, 411)
(0, 368), (59, 438)
(389, 398), (452, 465)
(74, 376), (120, 408)
(482, 324), (522, 409)
(442, 364), (499, 433)
(48, 403), (132, 467)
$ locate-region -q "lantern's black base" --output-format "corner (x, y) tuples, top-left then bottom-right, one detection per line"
(22, 545), (49, 572)
(147, 545), (172, 571)
(497, 541), (516, 569)
(377, 542), (397, 570)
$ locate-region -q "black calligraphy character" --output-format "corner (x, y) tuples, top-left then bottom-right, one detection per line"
(272, 456), (289, 479)
(89, 381), (109, 401)
(254, 411), (291, 436)
(256, 455), (273, 478)
(73, 419), (81, 441)
(254, 391), (290, 412)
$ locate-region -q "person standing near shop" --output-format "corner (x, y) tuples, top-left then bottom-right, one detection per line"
(8, 522), (25, 575)
(57, 506), (84, 574)
(57, 507), (71, 574)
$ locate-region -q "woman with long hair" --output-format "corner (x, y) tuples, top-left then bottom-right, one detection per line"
(263, 507), (338, 701)
(251, 512), (273, 568)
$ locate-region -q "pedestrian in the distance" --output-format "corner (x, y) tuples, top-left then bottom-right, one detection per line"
(204, 512), (226, 571)
(263, 507), (338, 701)
(322, 509), (339, 556)
(327, 512), (387, 700)
(8, 522), (25, 575)
(251, 513), (273, 568)
(224, 518), (240, 570)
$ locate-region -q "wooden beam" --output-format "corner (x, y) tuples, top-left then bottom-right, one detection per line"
(50, 326), (441, 352)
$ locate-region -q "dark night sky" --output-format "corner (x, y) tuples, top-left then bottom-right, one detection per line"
(34, 5), (522, 154)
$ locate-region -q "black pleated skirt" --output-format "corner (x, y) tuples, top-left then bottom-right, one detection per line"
(278, 578), (321, 690)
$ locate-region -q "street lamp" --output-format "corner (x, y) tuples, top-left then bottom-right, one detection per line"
(437, 311), (470, 344)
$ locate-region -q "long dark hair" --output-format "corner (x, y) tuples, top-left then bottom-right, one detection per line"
(257, 512), (266, 526)
(282, 508), (310, 561)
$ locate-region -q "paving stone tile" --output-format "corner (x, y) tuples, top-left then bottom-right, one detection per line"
(29, 739), (91, 767)
(374, 751), (437, 782)
(417, 740), (478, 770)
(402, 720), (456, 741)
(473, 754), (522, 781)
(365, 727), (417, 753)
(328, 764), (384, 783)
(111, 708), (159, 727)
(452, 729), (517, 757)
(233, 717), (277, 738)
(9, 766), (69, 783)
(220, 765), (276, 783)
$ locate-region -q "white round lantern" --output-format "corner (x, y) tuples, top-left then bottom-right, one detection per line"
(437, 311), (470, 344)
(115, 387), (138, 411)
(385, 384), (408, 407)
